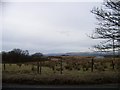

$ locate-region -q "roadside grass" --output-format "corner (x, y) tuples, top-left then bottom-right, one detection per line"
(3, 71), (119, 85)
(2, 65), (120, 85)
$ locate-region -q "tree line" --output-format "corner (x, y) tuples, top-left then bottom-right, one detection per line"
(1, 48), (47, 63)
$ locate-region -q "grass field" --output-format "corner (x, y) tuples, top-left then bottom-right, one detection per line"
(2, 56), (120, 85)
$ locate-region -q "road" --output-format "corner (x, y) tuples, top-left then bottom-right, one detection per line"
(2, 83), (120, 90)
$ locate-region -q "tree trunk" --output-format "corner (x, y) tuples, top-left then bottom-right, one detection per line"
(112, 38), (115, 70)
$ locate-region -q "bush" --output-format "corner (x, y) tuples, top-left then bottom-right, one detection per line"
(17, 64), (22, 67)
(97, 65), (105, 71)
(64, 65), (72, 70)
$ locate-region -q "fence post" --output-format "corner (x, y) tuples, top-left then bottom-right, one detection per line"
(91, 58), (94, 72)
(40, 61), (42, 74)
(37, 61), (39, 74)
(111, 60), (115, 70)
(60, 59), (63, 74)
(3, 63), (6, 71)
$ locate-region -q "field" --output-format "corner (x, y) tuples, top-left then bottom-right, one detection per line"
(2, 56), (120, 85)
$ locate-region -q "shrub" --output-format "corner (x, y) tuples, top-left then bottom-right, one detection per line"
(17, 64), (22, 67)
(64, 65), (72, 70)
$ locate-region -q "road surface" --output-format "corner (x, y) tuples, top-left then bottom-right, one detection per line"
(2, 83), (120, 90)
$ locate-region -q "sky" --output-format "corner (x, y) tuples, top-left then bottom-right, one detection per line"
(1, 0), (103, 54)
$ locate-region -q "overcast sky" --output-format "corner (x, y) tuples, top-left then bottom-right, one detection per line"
(2, 0), (103, 54)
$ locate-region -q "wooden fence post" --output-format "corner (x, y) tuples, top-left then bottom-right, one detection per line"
(60, 59), (63, 74)
(37, 61), (39, 74)
(40, 61), (42, 74)
(31, 64), (35, 72)
(91, 58), (94, 72)
(3, 63), (6, 71)
(111, 60), (115, 70)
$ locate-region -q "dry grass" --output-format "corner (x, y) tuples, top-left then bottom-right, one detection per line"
(2, 57), (120, 85)
(3, 70), (119, 85)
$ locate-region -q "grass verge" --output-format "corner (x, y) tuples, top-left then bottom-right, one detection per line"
(3, 71), (120, 85)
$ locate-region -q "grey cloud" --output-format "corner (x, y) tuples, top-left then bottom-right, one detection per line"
(2, 2), (102, 54)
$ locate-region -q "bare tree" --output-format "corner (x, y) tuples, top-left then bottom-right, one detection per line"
(90, 0), (120, 69)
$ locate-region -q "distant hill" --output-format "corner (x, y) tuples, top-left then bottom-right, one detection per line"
(65, 52), (101, 56)
(45, 53), (66, 56)
(45, 52), (106, 56)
